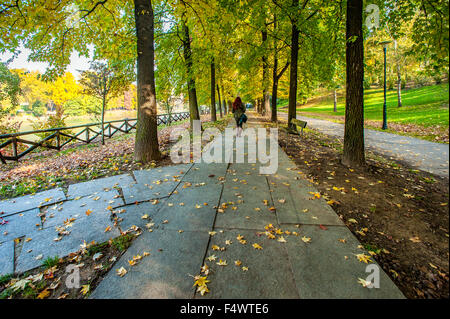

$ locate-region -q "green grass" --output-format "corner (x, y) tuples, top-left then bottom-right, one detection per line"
(284, 83), (449, 127)
(42, 256), (60, 269)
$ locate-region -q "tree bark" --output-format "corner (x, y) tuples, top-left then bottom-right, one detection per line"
(133, 0), (160, 163)
(216, 84), (223, 118)
(101, 94), (106, 145)
(182, 17), (200, 128)
(333, 89), (337, 112)
(210, 60), (217, 121)
(397, 65), (402, 107)
(221, 86), (226, 115)
(342, 0), (365, 166)
(262, 28), (270, 117)
(271, 54), (278, 122)
(288, 0), (299, 128)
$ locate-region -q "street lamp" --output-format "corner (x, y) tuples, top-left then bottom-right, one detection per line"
(380, 40), (392, 130)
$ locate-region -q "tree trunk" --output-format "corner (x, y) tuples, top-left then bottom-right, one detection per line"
(271, 14), (278, 123)
(221, 86), (226, 115)
(216, 84), (223, 118)
(397, 65), (402, 107)
(133, 0), (160, 163)
(101, 95), (106, 145)
(262, 28), (270, 117)
(342, 0), (365, 166)
(182, 17), (200, 128)
(333, 89), (337, 112)
(288, 0), (299, 129)
(55, 105), (64, 119)
(210, 60), (217, 121)
(227, 101), (232, 116)
(271, 64), (278, 122)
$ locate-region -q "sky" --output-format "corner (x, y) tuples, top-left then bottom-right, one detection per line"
(0, 45), (92, 79)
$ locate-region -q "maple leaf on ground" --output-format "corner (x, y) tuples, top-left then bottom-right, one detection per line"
(37, 288), (51, 299)
(216, 259), (228, 266)
(409, 236), (421, 243)
(357, 278), (372, 288)
(12, 279), (30, 291)
(197, 284), (210, 296)
(252, 243), (263, 250)
(193, 276), (210, 287)
(355, 253), (373, 264)
(116, 267), (127, 277)
(301, 236), (312, 243)
(80, 284), (90, 295)
(128, 259), (137, 266)
(277, 236), (287, 243)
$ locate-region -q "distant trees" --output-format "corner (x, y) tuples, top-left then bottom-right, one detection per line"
(79, 61), (132, 144)
(0, 62), (20, 119)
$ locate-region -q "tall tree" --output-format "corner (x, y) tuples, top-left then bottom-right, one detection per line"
(210, 59), (217, 121)
(342, 0), (365, 166)
(79, 61), (131, 145)
(216, 84), (223, 118)
(181, 13), (201, 128)
(0, 62), (20, 119)
(287, 0), (300, 129)
(134, 0), (160, 162)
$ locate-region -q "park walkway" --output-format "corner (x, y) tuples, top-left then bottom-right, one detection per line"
(0, 117), (404, 298)
(279, 113), (449, 178)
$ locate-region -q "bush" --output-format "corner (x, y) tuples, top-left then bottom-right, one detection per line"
(31, 115), (73, 146)
(0, 117), (26, 156)
(31, 100), (46, 117)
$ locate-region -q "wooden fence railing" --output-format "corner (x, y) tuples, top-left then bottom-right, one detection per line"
(0, 111), (193, 163)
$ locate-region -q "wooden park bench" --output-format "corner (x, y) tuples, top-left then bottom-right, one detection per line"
(281, 118), (307, 150)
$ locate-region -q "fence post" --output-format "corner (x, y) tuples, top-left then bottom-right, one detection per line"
(124, 119), (128, 133)
(56, 131), (61, 150)
(12, 137), (18, 160)
(86, 127), (90, 143)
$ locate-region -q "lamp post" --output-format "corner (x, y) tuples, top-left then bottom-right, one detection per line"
(380, 40), (391, 130)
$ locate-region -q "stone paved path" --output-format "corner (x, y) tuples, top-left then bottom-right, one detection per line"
(0, 118), (404, 298)
(279, 113), (449, 178)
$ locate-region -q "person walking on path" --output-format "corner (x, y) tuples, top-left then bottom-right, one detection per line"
(232, 96), (247, 137)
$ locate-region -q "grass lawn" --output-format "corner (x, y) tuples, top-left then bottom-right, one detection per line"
(282, 83), (449, 127)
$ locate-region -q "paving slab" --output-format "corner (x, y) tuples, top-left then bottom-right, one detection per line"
(42, 189), (123, 228)
(0, 240), (14, 276)
(283, 225), (404, 298)
(197, 228), (300, 299)
(214, 175), (278, 230)
(182, 163), (229, 184)
(67, 174), (134, 198)
(133, 164), (192, 184)
(0, 188), (66, 216)
(16, 215), (119, 274)
(121, 179), (179, 204)
(0, 208), (42, 244)
(115, 201), (166, 231)
(90, 229), (210, 299)
(268, 178), (343, 226)
(121, 165), (191, 204)
(153, 183), (223, 232)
